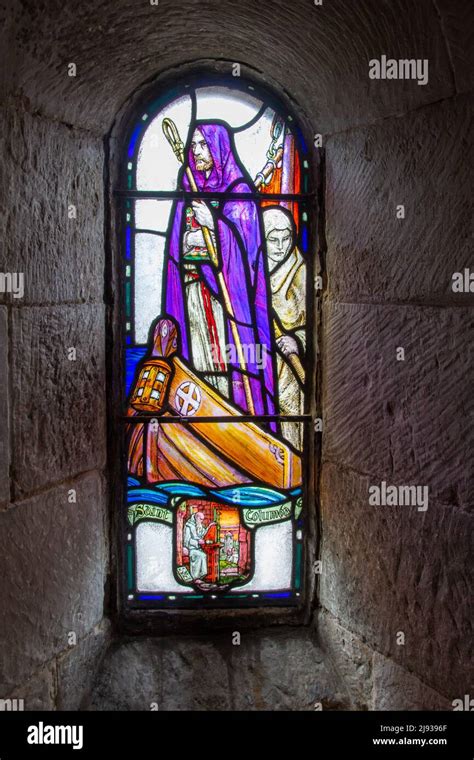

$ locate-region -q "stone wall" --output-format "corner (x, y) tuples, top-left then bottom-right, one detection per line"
(319, 15), (474, 703)
(1, 0), (472, 709)
(0, 4), (111, 707)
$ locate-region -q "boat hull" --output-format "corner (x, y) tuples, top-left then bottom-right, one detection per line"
(128, 356), (302, 490)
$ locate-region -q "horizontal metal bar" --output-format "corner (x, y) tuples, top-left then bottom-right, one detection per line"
(114, 190), (315, 201)
(121, 414), (311, 424)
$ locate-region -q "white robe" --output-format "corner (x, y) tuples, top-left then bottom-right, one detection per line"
(183, 516), (207, 579)
(182, 222), (228, 397)
(270, 246), (306, 450)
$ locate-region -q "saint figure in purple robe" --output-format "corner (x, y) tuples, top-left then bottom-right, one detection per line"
(164, 121), (277, 418)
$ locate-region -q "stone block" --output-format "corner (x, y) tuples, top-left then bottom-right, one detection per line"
(315, 608), (373, 709)
(11, 304), (106, 496)
(56, 618), (111, 710)
(319, 462), (474, 699)
(372, 653), (452, 710)
(322, 302), (474, 509)
(229, 628), (348, 710)
(87, 639), (166, 712)
(160, 639), (233, 711)
(5, 665), (56, 711)
(0, 307), (9, 504)
(436, 0), (474, 94)
(0, 471), (107, 692)
(88, 637), (232, 711)
(0, 106), (104, 305)
(325, 95), (474, 304)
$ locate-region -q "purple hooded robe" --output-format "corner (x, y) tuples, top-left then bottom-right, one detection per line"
(164, 122), (276, 418)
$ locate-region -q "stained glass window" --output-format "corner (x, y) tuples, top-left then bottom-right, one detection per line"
(118, 78), (315, 609)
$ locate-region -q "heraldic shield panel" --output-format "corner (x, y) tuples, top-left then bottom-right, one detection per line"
(121, 80), (314, 608)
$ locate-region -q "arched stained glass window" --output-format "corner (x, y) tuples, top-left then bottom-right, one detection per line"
(118, 76), (315, 610)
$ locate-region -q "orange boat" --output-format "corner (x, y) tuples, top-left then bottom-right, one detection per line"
(127, 318), (302, 491)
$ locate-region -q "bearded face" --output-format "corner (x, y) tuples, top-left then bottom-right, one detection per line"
(191, 129), (214, 172)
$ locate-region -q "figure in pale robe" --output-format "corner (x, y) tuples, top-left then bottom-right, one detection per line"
(183, 512), (207, 580)
(263, 207), (306, 450)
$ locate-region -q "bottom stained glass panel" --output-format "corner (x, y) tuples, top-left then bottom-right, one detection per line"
(123, 314), (308, 609)
(124, 433), (306, 608)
